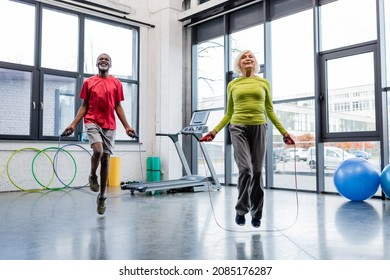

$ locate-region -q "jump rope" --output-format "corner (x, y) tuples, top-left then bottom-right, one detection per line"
(142, 132), (300, 234)
(56, 131), (300, 233)
(4, 132), (299, 234)
(200, 135), (299, 233)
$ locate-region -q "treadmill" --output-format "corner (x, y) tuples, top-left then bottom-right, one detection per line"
(121, 111), (221, 195)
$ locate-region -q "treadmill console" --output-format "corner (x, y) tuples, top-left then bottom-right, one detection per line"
(182, 111), (210, 134)
(181, 125), (208, 134)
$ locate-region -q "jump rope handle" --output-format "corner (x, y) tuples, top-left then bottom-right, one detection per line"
(199, 135), (213, 142)
(61, 130), (71, 137)
(61, 131), (139, 139)
(200, 134), (295, 145)
(283, 135), (295, 145)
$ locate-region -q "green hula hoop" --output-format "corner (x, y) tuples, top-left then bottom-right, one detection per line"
(6, 147), (54, 192)
(57, 143), (92, 188)
(32, 146), (77, 191)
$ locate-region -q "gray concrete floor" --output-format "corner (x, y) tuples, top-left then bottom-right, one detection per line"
(0, 186), (390, 260)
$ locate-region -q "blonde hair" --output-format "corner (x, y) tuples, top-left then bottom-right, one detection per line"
(233, 50), (260, 74)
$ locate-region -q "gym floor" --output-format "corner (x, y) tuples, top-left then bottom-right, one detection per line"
(0, 185), (389, 260)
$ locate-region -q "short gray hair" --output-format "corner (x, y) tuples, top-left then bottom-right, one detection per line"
(96, 53), (112, 64)
(233, 50), (260, 74)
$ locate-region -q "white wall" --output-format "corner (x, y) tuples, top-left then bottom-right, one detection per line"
(116, 0), (185, 182)
(0, 0), (185, 192)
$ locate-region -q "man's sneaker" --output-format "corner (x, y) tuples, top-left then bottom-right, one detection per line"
(235, 213), (246, 226)
(89, 175), (99, 192)
(97, 195), (106, 215)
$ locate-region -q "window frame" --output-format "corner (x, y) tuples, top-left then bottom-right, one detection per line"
(0, 0), (140, 142)
(189, 0), (388, 197)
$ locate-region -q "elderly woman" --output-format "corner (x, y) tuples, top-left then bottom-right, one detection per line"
(201, 50), (294, 228)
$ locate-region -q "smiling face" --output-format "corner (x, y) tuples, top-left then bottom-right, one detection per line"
(96, 53), (112, 72)
(239, 51), (256, 72)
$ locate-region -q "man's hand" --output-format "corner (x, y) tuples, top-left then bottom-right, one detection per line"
(126, 127), (138, 138)
(61, 126), (75, 137)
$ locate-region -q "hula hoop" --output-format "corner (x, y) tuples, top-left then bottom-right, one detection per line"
(54, 143), (92, 188)
(32, 147), (77, 191)
(6, 147), (54, 192)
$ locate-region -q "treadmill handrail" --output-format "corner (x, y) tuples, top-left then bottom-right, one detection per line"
(190, 134), (222, 190)
(156, 133), (179, 143)
(155, 132), (192, 176)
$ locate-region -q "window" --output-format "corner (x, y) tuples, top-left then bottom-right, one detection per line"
(196, 37), (225, 110)
(320, 0), (376, 51)
(195, 37), (225, 183)
(270, 8), (314, 100)
(230, 24), (264, 184)
(324, 51), (376, 134)
(115, 83), (138, 141)
(84, 19), (137, 80)
(0, 0), (35, 65)
(189, 0), (386, 196)
(385, 0), (390, 86)
(42, 75), (76, 137)
(230, 25), (264, 75)
(41, 8), (78, 72)
(0, 0), (139, 141)
(0, 69), (33, 136)
(84, 18), (139, 141)
(273, 100), (316, 191)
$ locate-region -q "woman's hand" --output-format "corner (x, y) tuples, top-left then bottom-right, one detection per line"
(200, 130), (217, 142)
(283, 133), (295, 145)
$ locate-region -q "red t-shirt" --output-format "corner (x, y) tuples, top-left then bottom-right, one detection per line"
(80, 75), (124, 130)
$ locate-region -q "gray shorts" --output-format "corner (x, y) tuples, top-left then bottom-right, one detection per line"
(85, 123), (116, 155)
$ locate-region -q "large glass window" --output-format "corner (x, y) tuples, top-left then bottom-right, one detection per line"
(197, 110), (225, 184)
(0, 0), (139, 141)
(0, 0), (35, 65)
(230, 25), (264, 75)
(271, 8), (314, 100)
(269, 8), (316, 190)
(323, 141), (381, 193)
(230, 24), (264, 184)
(385, 0), (390, 86)
(42, 75), (76, 137)
(320, 0), (377, 51)
(0, 69), (32, 136)
(325, 52), (376, 133)
(195, 37), (225, 183)
(189, 0), (386, 198)
(115, 83), (139, 141)
(196, 37), (225, 110)
(273, 100), (316, 191)
(41, 8), (78, 71)
(84, 19), (137, 80)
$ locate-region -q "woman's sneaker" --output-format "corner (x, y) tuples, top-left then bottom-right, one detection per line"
(89, 175), (99, 192)
(97, 195), (106, 215)
(251, 218), (261, 228)
(235, 213), (246, 226)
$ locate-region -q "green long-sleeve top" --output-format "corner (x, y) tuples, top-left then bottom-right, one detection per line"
(213, 76), (287, 135)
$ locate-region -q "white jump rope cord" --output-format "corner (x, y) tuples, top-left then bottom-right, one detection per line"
(133, 136), (299, 233)
(137, 142), (145, 184)
(203, 147), (299, 233)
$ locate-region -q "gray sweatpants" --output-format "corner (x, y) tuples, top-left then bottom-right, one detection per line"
(229, 124), (267, 220)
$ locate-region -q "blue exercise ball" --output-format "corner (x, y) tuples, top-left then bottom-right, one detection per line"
(380, 164), (390, 199)
(333, 157), (380, 201)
